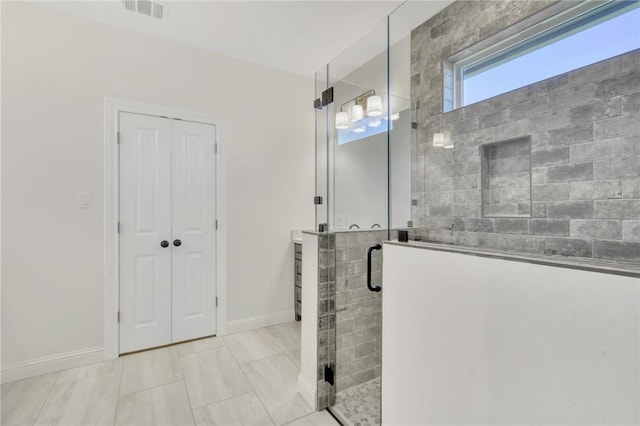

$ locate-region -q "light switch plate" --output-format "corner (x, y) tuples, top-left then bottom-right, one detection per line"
(77, 192), (91, 209)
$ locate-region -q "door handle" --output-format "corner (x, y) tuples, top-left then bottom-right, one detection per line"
(173, 239), (182, 247)
(160, 240), (169, 248)
(367, 244), (382, 292)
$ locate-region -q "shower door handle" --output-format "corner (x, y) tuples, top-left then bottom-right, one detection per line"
(367, 244), (382, 292)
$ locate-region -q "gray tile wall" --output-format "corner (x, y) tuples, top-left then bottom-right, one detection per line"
(317, 233), (336, 410)
(334, 231), (387, 393)
(410, 0), (640, 262)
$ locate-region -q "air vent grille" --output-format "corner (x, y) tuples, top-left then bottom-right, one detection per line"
(122, 0), (165, 21)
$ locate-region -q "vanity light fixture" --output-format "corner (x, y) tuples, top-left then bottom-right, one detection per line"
(366, 95), (383, 117)
(335, 90), (398, 131)
(433, 133), (445, 147)
(336, 112), (350, 130)
(443, 138), (454, 149)
(349, 104), (364, 123)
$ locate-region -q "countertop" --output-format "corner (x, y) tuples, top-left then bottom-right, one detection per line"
(385, 240), (640, 278)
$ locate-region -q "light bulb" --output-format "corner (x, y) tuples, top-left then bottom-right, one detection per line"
(352, 126), (366, 133)
(335, 112), (349, 130)
(443, 137), (454, 149)
(433, 133), (444, 147)
(368, 119), (382, 128)
(366, 95), (383, 117)
(349, 104), (364, 122)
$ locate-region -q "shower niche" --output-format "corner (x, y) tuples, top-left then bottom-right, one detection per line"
(481, 136), (532, 218)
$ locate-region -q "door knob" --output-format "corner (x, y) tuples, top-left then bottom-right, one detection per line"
(173, 239), (182, 247)
(160, 240), (169, 248)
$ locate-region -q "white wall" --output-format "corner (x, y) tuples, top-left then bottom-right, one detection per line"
(299, 232), (319, 409)
(382, 243), (640, 425)
(1, 2), (314, 374)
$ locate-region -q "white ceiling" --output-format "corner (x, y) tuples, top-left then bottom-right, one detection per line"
(37, 0), (411, 77)
(38, 1), (453, 78)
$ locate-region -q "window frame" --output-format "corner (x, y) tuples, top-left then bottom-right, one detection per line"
(448, 0), (639, 110)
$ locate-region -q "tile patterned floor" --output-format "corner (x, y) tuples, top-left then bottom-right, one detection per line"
(1, 322), (340, 426)
(330, 378), (381, 426)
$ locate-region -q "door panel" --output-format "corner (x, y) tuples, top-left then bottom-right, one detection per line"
(171, 120), (217, 342)
(119, 113), (172, 353)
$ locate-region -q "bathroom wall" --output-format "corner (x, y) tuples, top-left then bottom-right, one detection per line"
(2, 2), (314, 376)
(410, 0), (640, 262)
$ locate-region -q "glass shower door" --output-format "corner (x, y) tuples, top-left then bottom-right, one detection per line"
(323, 17), (389, 426)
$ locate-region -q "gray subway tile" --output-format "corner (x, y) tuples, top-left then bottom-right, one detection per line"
(570, 220), (622, 240)
(547, 163), (593, 182)
(570, 180), (622, 200)
(531, 147), (569, 166)
(594, 240), (640, 262)
(529, 219), (570, 236)
(547, 201), (594, 219)
(544, 238), (593, 257)
(594, 199), (640, 219)
(622, 221), (640, 243)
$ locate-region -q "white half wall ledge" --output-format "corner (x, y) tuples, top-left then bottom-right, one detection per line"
(1, 346), (103, 384)
(298, 373), (318, 410)
(226, 310), (295, 335)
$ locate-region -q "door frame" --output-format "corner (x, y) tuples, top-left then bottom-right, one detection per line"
(103, 98), (227, 360)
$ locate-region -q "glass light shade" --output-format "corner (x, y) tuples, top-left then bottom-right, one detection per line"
(352, 126), (366, 133)
(433, 133), (445, 147)
(390, 112), (400, 120)
(349, 104), (364, 122)
(368, 119), (382, 128)
(335, 112), (350, 130)
(366, 95), (383, 117)
(443, 136), (454, 149)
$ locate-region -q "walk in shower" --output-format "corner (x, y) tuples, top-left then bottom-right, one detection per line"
(313, 5), (421, 424)
(312, 0), (640, 424)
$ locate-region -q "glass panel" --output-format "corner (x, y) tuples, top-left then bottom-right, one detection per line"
(315, 66), (329, 230)
(328, 18), (389, 233)
(325, 16), (389, 426)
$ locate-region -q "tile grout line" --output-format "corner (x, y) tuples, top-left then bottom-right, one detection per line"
(178, 379), (198, 426)
(224, 330), (279, 426)
(112, 358), (126, 426)
(29, 372), (60, 426)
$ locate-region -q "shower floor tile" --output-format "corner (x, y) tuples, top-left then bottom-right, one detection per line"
(330, 378), (380, 426)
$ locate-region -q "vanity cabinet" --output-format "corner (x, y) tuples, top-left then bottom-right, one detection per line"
(294, 243), (302, 321)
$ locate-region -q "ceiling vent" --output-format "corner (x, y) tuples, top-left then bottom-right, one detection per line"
(122, 0), (165, 21)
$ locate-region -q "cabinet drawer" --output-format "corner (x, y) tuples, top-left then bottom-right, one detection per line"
(294, 243), (302, 260)
(295, 286), (301, 303)
(295, 259), (302, 276)
(295, 301), (302, 315)
(295, 273), (302, 286)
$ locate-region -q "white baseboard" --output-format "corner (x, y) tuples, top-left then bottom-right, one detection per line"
(1, 346), (104, 384)
(298, 373), (317, 410)
(226, 310), (295, 335)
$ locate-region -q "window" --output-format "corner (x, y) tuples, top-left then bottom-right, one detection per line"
(452, 0), (640, 109)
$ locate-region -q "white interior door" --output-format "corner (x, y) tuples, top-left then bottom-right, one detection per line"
(119, 113), (217, 354)
(171, 120), (217, 342)
(119, 112), (173, 353)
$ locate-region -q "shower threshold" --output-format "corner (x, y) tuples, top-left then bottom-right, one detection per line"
(328, 377), (381, 426)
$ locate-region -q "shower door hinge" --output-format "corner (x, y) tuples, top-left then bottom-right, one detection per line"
(117, 311), (120, 323)
(314, 196), (323, 205)
(321, 87), (334, 106)
(314, 98), (322, 110)
(117, 222), (120, 233)
(324, 364), (335, 386)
